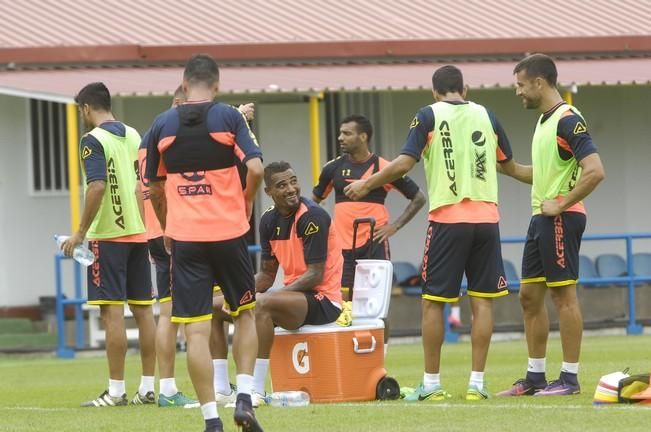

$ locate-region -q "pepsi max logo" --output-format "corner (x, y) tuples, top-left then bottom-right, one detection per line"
(472, 131), (486, 146)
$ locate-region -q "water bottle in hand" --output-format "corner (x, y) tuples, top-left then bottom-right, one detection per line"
(54, 235), (95, 267)
(266, 391), (310, 407)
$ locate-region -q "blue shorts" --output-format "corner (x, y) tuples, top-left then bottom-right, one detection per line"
(87, 241), (154, 305)
(148, 237), (171, 301)
(303, 292), (341, 326)
(170, 236), (255, 323)
(421, 222), (508, 302)
(521, 212), (586, 287)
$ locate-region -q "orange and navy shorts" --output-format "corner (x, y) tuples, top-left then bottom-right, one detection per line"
(421, 222), (508, 302)
(341, 239), (390, 290)
(87, 241), (154, 305)
(521, 213), (586, 288)
(170, 235), (255, 323)
(148, 237), (171, 302)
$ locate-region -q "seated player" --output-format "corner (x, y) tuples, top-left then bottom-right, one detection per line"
(212, 160), (344, 405)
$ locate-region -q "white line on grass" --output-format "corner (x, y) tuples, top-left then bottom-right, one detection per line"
(0, 407), (75, 412)
(2, 403), (649, 412)
(320, 402), (651, 411)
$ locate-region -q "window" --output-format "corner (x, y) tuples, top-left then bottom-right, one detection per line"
(29, 99), (69, 193)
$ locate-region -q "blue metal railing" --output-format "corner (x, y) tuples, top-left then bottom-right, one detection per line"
(54, 244), (262, 358)
(55, 235), (650, 354)
(54, 254), (85, 358)
(505, 232), (651, 335)
(445, 232), (651, 341)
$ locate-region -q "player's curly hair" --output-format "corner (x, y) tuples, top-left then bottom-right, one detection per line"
(264, 160), (293, 186)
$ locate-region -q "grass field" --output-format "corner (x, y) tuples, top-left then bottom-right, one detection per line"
(1, 334), (650, 431)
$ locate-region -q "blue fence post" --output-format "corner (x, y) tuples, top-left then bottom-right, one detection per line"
(444, 303), (459, 343)
(74, 261), (85, 349)
(625, 236), (643, 335)
(55, 254), (76, 358)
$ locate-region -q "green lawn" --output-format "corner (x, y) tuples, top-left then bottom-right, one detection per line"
(1, 335), (650, 431)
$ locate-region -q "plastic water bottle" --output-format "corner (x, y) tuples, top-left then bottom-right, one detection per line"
(54, 235), (95, 267)
(266, 391), (310, 407)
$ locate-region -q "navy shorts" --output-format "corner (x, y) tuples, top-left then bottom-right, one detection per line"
(148, 237), (171, 302)
(87, 241), (154, 305)
(303, 292), (342, 326)
(521, 212), (586, 287)
(341, 239), (390, 290)
(170, 236), (255, 323)
(421, 222), (508, 302)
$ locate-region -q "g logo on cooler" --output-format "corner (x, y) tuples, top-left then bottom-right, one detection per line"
(292, 342), (310, 374)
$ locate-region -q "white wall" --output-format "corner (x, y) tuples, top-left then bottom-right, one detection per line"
(116, 96), (172, 135)
(0, 95), (76, 306)
(256, 102), (328, 211)
(0, 97), (7, 303)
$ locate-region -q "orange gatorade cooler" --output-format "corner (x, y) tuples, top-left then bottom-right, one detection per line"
(270, 258), (399, 402)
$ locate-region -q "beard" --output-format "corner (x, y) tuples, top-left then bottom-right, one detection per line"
(523, 96), (541, 110)
(82, 117), (94, 131)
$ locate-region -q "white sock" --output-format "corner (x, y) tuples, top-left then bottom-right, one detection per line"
(139, 376), (155, 395)
(451, 305), (461, 320)
(200, 402), (219, 420)
(527, 357), (546, 374)
(213, 359), (231, 395)
(469, 371), (484, 390)
(236, 374), (254, 396)
(561, 362), (579, 375)
(423, 373), (440, 392)
(160, 378), (178, 397)
(108, 379), (125, 398)
(252, 359), (269, 394)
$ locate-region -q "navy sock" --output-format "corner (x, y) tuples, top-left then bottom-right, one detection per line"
(237, 393), (253, 407)
(526, 371), (547, 386)
(560, 371), (578, 385)
(204, 417), (223, 432)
